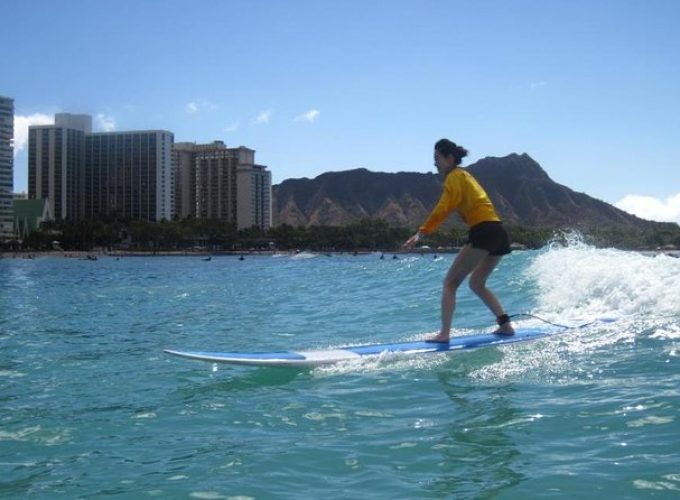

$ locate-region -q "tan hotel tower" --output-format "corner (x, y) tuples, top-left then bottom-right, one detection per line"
(173, 141), (271, 230)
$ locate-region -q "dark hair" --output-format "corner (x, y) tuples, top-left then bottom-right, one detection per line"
(435, 139), (468, 165)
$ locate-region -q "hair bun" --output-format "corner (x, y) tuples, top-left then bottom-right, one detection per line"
(456, 145), (469, 160)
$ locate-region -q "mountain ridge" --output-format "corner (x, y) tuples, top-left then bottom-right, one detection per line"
(272, 154), (677, 232)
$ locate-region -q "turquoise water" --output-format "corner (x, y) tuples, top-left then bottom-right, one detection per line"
(1, 244), (680, 499)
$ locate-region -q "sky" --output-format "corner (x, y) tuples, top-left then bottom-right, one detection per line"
(3, 0), (679, 224)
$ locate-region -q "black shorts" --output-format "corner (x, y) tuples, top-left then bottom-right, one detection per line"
(468, 221), (511, 256)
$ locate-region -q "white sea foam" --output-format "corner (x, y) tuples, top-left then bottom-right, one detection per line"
(0, 425), (72, 446)
(312, 348), (451, 377)
(290, 251), (318, 260)
(527, 234), (680, 319)
(471, 236), (680, 383)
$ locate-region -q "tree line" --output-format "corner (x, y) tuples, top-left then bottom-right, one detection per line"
(11, 217), (680, 252)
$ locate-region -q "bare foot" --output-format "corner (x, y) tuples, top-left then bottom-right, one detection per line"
(425, 333), (450, 343)
(494, 323), (515, 335)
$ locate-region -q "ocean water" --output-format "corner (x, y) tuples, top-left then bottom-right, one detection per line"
(1, 242), (679, 499)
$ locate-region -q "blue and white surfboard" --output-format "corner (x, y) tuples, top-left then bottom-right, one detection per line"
(164, 327), (559, 367)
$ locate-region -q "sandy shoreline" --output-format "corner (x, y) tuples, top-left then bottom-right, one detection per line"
(0, 249), (444, 259)
(2, 248), (678, 260)
(0, 249), (386, 259)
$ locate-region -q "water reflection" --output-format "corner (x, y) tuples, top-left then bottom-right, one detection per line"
(427, 370), (525, 498)
(176, 365), (304, 398)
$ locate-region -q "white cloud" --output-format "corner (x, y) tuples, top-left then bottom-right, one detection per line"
(224, 122), (239, 133)
(615, 193), (680, 224)
(294, 109), (320, 123)
(530, 81), (547, 90)
(13, 113), (54, 155)
(95, 113), (116, 132)
(253, 110), (272, 125)
(185, 99), (219, 114)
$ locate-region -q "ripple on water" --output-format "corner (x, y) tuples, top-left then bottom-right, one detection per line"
(1, 249), (679, 498)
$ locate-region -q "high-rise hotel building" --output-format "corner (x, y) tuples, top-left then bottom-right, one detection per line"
(84, 130), (173, 221)
(173, 141), (271, 230)
(0, 96), (14, 239)
(29, 114), (173, 221)
(28, 113), (89, 220)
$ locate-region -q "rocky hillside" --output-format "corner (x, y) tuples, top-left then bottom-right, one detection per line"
(273, 154), (676, 232)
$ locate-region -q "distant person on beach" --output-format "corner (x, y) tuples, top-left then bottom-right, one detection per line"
(403, 139), (514, 341)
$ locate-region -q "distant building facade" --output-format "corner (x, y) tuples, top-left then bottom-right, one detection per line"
(28, 114), (173, 222)
(173, 141), (271, 230)
(173, 142), (199, 220)
(0, 96), (14, 239)
(28, 113), (89, 220)
(26, 114), (269, 228)
(84, 130), (173, 221)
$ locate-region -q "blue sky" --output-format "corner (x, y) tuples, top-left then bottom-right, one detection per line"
(3, 0), (679, 223)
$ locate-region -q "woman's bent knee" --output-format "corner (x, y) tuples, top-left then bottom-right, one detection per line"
(469, 278), (485, 295)
(444, 276), (464, 292)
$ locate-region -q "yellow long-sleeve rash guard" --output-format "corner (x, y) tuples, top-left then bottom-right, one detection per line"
(419, 167), (500, 234)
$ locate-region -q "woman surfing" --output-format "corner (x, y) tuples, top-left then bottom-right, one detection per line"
(404, 139), (514, 342)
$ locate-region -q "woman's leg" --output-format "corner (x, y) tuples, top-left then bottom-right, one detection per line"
(469, 255), (514, 334)
(428, 245), (489, 342)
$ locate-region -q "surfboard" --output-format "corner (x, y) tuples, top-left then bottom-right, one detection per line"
(164, 326), (560, 367)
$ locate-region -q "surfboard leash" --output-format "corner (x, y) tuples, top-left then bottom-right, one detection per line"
(508, 313), (596, 330)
